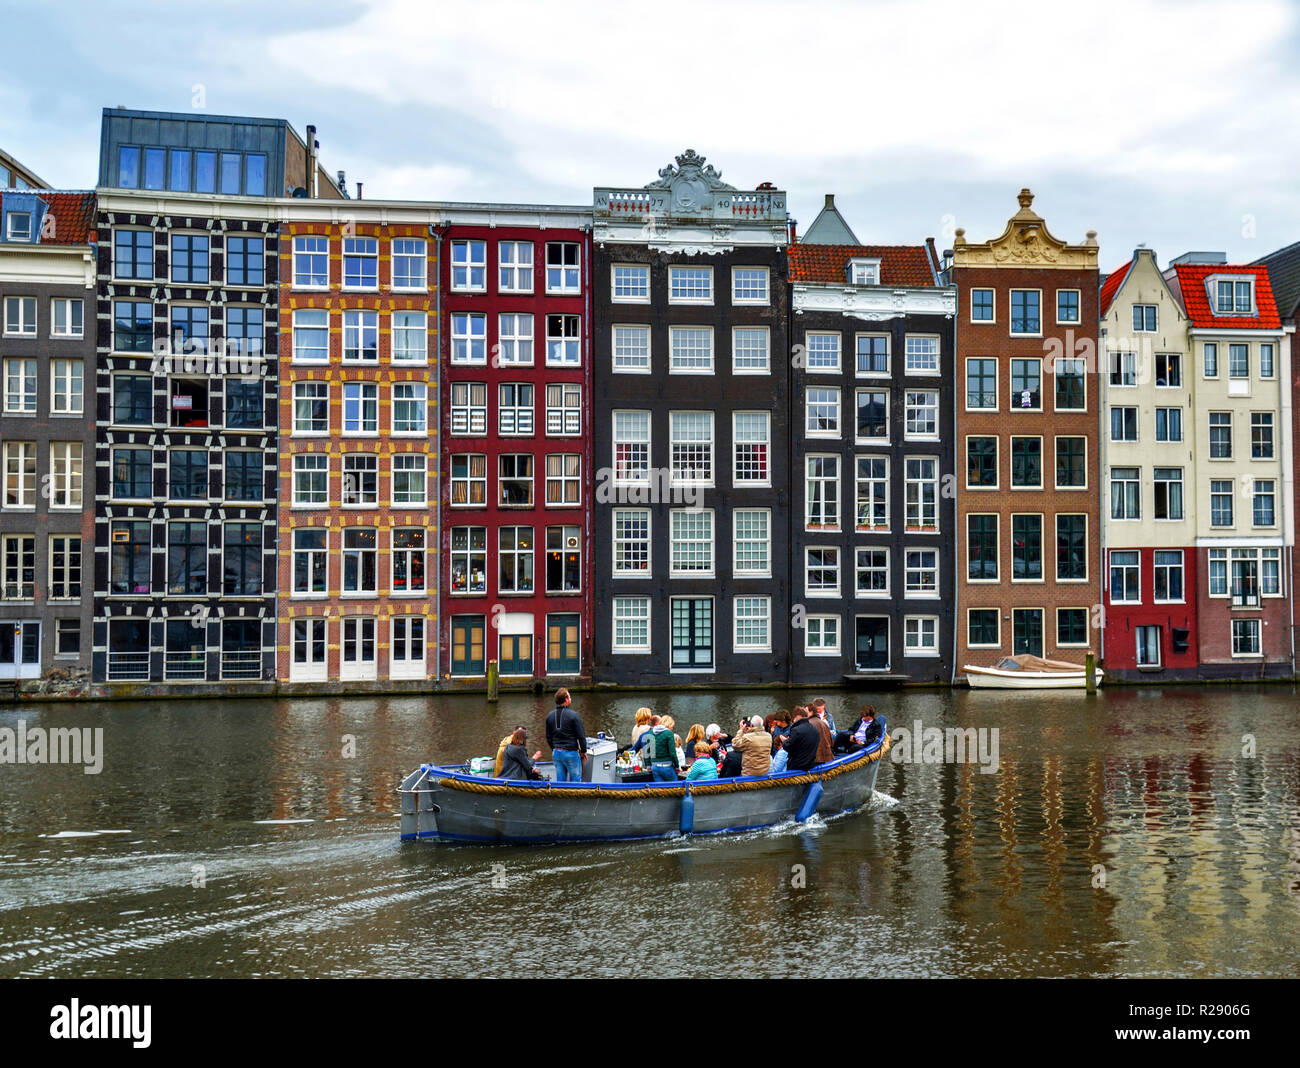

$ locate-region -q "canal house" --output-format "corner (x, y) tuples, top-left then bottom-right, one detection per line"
(788, 196), (956, 684)
(0, 190), (97, 688)
(438, 203), (594, 686)
(591, 151), (792, 685)
(952, 189), (1101, 677)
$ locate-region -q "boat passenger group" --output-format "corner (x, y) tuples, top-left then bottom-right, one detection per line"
(494, 688), (887, 783)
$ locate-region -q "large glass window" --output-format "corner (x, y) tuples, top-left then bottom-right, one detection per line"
(223, 522), (262, 596)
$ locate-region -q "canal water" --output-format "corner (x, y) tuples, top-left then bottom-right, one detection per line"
(0, 686), (1297, 978)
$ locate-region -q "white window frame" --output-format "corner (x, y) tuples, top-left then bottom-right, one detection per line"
(391, 237), (427, 292)
(498, 240), (534, 294)
(731, 267), (770, 305)
(805, 546), (840, 597)
(733, 411), (770, 487)
(613, 324), (651, 373)
(733, 509), (771, 577)
(667, 265), (713, 305)
(450, 239), (487, 292)
(292, 381), (329, 436)
(292, 453), (328, 507)
(855, 547), (889, 598)
(669, 410), (714, 487)
(498, 313), (534, 367)
(391, 310), (428, 365)
(612, 509), (651, 578)
(805, 615), (841, 656)
(451, 312), (487, 365)
(669, 325), (714, 374)
(732, 325), (770, 374)
(733, 595), (772, 652)
(292, 235), (329, 289)
(611, 263), (650, 303)
(50, 298), (84, 339)
(50, 359), (84, 415)
(669, 509), (715, 578)
(904, 335), (940, 375)
(612, 596), (651, 653)
(904, 615), (940, 656)
(804, 331), (842, 373)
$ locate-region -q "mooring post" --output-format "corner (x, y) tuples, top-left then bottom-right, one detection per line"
(487, 660), (499, 702)
(1085, 652), (1097, 695)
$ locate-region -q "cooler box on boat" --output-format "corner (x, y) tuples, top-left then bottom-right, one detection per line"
(583, 736), (619, 784)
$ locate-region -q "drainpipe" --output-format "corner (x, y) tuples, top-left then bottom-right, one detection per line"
(1281, 324), (1296, 676)
(950, 281), (959, 685)
(1098, 320), (1107, 666)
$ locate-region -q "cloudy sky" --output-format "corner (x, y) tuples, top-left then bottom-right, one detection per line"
(3, 0), (1299, 270)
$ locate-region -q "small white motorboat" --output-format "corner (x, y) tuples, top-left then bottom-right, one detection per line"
(963, 654), (1101, 690)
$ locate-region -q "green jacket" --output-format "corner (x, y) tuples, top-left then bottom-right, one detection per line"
(650, 727), (679, 766)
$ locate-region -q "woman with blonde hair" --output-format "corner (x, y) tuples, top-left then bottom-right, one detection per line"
(630, 707), (654, 751)
(682, 723), (707, 759)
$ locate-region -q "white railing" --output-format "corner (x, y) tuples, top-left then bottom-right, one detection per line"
(221, 650), (262, 680)
(107, 651), (150, 681)
(164, 652), (207, 680)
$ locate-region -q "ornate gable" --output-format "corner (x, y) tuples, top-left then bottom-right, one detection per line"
(953, 188), (1097, 269)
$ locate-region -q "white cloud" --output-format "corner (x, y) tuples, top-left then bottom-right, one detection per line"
(266, 0), (1299, 191)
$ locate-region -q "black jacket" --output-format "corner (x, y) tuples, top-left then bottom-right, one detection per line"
(498, 744), (536, 780)
(785, 718), (822, 772)
(545, 705), (587, 753)
(862, 716), (885, 748)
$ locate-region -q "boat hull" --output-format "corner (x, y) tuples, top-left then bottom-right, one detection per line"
(964, 667), (1103, 689)
(399, 737), (890, 844)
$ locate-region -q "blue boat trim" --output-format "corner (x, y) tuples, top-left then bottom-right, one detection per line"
(423, 739), (882, 789)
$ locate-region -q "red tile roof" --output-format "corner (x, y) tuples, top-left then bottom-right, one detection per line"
(789, 243), (935, 287)
(1098, 259), (1132, 316)
(0, 191), (96, 245)
(1171, 264), (1280, 330)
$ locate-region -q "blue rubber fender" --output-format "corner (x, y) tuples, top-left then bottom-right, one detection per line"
(680, 787), (695, 834)
(795, 781), (823, 822)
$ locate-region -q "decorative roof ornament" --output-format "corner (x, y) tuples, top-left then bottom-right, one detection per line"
(642, 148), (736, 215)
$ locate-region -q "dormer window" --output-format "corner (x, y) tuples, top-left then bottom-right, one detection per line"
(5, 212), (32, 241)
(1209, 276), (1254, 315)
(849, 258), (880, 286)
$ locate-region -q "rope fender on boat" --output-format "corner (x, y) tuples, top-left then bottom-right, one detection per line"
(433, 735), (892, 798)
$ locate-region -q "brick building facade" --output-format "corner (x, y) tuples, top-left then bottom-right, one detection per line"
(952, 190), (1101, 674)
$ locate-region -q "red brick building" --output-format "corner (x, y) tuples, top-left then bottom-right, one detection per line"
(276, 208), (442, 687)
(439, 207), (593, 685)
(952, 190), (1101, 675)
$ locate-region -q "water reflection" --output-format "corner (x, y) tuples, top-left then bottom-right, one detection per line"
(0, 685), (1297, 977)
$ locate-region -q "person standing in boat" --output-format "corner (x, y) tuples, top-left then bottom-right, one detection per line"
(545, 688), (587, 782)
(499, 728), (544, 780)
(784, 706), (822, 772)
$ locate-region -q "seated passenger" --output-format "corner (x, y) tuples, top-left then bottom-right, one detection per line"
(494, 724), (526, 776)
(731, 715), (772, 777)
(498, 728), (543, 780)
(835, 705), (884, 752)
(630, 707), (654, 752)
(685, 742), (719, 781)
(770, 737), (789, 774)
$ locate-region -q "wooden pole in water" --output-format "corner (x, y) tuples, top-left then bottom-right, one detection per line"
(487, 660), (499, 702)
(1085, 652), (1097, 695)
